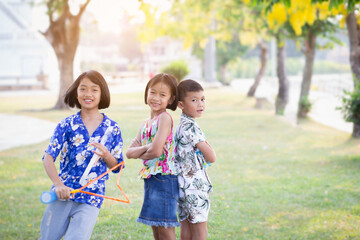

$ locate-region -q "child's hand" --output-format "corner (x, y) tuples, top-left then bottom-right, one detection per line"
(54, 183), (73, 200)
(91, 142), (111, 162)
(143, 143), (151, 151)
(139, 144), (153, 160)
(130, 137), (141, 147)
(163, 140), (169, 154)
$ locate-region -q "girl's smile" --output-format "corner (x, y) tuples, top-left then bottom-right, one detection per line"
(147, 82), (173, 116)
(77, 77), (101, 110)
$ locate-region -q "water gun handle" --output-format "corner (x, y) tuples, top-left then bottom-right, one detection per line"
(40, 189), (78, 204)
(40, 191), (58, 204)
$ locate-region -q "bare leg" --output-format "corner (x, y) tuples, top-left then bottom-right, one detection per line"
(152, 226), (176, 240)
(180, 220), (192, 240)
(152, 226), (159, 240)
(189, 221), (208, 240)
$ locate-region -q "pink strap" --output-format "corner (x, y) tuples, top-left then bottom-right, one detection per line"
(156, 111), (173, 141)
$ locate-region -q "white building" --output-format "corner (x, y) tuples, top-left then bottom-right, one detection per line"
(0, 0), (57, 89)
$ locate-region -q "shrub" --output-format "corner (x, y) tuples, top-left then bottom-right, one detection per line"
(298, 96), (312, 118)
(337, 85), (360, 125)
(161, 60), (189, 82)
(299, 96), (312, 112)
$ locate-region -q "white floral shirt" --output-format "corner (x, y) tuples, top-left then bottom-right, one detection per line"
(175, 113), (212, 192)
(175, 113), (213, 222)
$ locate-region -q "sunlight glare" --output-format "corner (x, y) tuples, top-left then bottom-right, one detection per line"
(32, 0), (172, 33)
(87, 0), (142, 33)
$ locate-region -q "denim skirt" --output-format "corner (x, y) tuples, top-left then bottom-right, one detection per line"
(137, 174), (180, 227)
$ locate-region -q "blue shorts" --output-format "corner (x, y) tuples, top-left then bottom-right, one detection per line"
(137, 174), (180, 228)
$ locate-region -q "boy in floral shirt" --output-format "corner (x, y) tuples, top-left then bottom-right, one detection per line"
(175, 79), (216, 240)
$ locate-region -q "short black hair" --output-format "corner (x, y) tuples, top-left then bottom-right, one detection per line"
(178, 79), (204, 101)
(144, 73), (178, 111)
(64, 70), (111, 109)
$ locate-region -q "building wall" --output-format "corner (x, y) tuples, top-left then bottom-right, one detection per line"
(0, 0), (56, 86)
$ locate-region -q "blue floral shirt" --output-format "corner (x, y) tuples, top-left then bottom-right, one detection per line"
(43, 111), (123, 208)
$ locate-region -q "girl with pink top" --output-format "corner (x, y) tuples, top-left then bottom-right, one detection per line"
(126, 73), (179, 240)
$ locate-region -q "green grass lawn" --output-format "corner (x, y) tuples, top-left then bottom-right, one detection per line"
(0, 87), (359, 239)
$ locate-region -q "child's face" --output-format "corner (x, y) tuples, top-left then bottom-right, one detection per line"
(178, 90), (205, 118)
(77, 77), (101, 111)
(147, 81), (174, 114)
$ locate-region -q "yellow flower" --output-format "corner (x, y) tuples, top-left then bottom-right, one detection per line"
(267, 15), (274, 29)
(271, 3), (288, 25)
(340, 17), (346, 28)
(290, 12), (304, 35)
(336, 3), (348, 16)
(267, 3), (287, 32)
(316, 2), (332, 20)
(304, 6), (316, 25)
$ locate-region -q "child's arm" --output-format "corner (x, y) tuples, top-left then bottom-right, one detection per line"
(126, 125), (150, 159)
(138, 113), (172, 159)
(196, 141), (216, 163)
(91, 142), (120, 169)
(43, 153), (73, 200)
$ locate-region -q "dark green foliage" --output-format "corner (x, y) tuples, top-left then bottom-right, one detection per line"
(299, 96), (312, 112)
(216, 38), (249, 67)
(161, 60), (190, 82)
(338, 84), (360, 124)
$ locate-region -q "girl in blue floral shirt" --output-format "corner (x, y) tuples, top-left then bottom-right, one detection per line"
(40, 70), (124, 240)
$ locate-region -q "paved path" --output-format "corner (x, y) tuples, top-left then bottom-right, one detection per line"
(0, 113), (57, 152)
(231, 77), (353, 133)
(308, 91), (352, 133)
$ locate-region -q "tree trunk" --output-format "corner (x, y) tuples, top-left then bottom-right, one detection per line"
(54, 56), (74, 109)
(247, 40), (268, 97)
(42, 0), (90, 109)
(275, 36), (289, 115)
(297, 30), (316, 119)
(353, 124), (360, 138)
(220, 64), (227, 85)
(346, 11), (360, 137)
(204, 36), (217, 83)
(346, 11), (360, 83)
